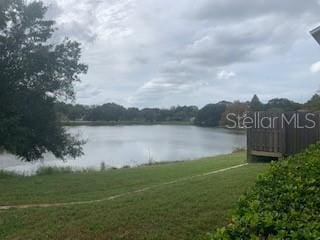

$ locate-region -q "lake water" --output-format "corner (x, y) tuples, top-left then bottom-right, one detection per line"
(0, 125), (245, 174)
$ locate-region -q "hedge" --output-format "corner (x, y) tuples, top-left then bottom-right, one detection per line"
(209, 143), (320, 239)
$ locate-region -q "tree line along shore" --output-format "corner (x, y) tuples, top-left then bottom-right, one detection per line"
(56, 94), (320, 127)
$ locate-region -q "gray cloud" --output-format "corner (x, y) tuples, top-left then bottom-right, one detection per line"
(42, 0), (320, 107)
(176, 15), (300, 67)
(190, 0), (319, 22)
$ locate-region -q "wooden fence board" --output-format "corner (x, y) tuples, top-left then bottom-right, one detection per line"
(247, 112), (320, 161)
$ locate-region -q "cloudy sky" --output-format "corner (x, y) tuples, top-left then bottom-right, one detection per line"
(44, 0), (320, 108)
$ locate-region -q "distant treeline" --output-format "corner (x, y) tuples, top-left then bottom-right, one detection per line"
(55, 103), (199, 124)
(55, 94), (320, 127)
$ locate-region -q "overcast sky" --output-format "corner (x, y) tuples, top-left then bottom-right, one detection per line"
(44, 0), (320, 108)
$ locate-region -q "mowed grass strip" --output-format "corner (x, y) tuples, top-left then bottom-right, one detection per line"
(0, 152), (246, 205)
(0, 152), (267, 240)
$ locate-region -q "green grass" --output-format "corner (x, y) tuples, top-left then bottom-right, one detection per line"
(0, 152), (267, 240)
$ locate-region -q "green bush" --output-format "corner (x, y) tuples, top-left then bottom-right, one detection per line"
(209, 143), (320, 239)
(36, 166), (73, 175)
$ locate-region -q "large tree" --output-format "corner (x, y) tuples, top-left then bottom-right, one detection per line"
(0, 0), (88, 161)
(266, 98), (301, 112)
(304, 93), (320, 111)
(194, 103), (226, 127)
(249, 94), (264, 111)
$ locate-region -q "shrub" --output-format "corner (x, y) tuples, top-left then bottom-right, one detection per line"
(36, 166), (73, 175)
(209, 143), (320, 239)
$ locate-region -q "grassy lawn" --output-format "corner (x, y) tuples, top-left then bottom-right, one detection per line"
(0, 152), (267, 240)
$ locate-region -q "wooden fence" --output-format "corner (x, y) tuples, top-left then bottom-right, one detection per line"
(247, 112), (320, 161)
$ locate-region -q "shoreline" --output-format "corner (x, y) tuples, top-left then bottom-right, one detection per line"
(61, 120), (247, 132)
(61, 120), (193, 126)
(0, 150), (246, 176)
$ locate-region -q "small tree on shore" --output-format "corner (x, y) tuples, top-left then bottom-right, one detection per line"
(0, 0), (88, 161)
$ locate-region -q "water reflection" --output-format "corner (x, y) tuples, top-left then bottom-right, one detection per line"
(0, 125), (245, 174)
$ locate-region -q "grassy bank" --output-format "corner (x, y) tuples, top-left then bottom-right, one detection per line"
(0, 152), (267, 240)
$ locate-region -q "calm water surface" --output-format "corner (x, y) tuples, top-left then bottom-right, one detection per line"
(0, 125), (245, 174)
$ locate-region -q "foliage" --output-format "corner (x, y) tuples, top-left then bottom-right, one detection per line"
(194, 103), (227, 127)
(250, 94), (264, 111)
(265, 98), (301, 112)
(0, 0), (87, 161)
(304, 94), (320, 111)
(85, 103), (126, 121)
(55, 102), (89, 121)
(55, 102), (199, 123)
(210, 143), (320, 239)
(220, 101), (249, 127)
(36, 166), (74, 175)
(54, 94), (320, 127)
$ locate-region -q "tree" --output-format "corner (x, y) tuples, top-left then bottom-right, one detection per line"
(249, 94), (264, 111)
(304, 94), (320, 111)
(0, 0), (88, 161)
(54, 102), (88, 121)
(85, 103), (126, 121)
(220, 101), (249, 127)
(125, 107), (141, 121)
(266, 98), (301, 112)
(194, 103), (226, 127)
